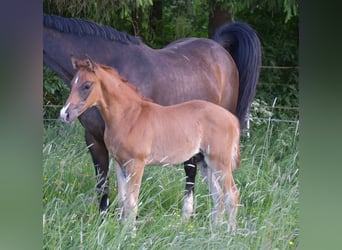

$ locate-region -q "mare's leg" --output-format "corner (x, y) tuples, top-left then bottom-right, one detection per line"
(182, 158), (197, 218)
(85, 130), (110, 213)
(80, 107), (110, 213)
(182, 153), (203, 219)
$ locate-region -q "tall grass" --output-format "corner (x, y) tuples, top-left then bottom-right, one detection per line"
(43, 120), (299, 249)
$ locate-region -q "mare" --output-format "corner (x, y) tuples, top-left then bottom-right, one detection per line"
(60, 57), (241, 232)
(43, 14), (261, 215)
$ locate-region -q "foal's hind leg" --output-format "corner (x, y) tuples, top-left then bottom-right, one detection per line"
(199, 158), (225, 224)
(85, 130), (110, 213)
(222, 172), (239, 232)
(182, 153), (203, 219)
(207, 156), (239, 232)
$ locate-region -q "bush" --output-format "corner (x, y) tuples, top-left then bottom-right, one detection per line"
(43, 66), (69, 122)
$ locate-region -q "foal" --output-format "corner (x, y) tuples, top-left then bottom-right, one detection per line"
(60, 56), (241, 231)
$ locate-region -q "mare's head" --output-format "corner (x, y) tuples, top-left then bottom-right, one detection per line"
(60, 56), (102, 123)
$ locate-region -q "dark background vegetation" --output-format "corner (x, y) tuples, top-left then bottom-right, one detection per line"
(43, 0), (298, 122)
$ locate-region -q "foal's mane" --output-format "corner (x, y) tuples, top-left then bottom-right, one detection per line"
(99, 64), (154, 103)
(43, 14), (142, 45)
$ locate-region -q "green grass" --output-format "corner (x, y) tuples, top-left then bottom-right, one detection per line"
(43, 120), (299, 249)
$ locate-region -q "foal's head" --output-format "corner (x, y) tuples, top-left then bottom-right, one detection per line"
(60, 56), (102, 123)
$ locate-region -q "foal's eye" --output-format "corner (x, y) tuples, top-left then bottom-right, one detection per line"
(83, 82), (92, 90)
(79, 82), (93, 100)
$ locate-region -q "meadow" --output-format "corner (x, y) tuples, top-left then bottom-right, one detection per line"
(43, 118), (299, 249)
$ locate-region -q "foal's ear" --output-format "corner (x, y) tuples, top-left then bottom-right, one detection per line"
(70, 55), (79, 70)
(85, 55), (97, 72)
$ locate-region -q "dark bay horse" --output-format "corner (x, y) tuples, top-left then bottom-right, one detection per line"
(43, 14), (261, 215)
(61, 57), (241, 232)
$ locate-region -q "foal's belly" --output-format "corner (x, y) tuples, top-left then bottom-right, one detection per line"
(146, 140), (201, 167)
(146, 151), (198, 167)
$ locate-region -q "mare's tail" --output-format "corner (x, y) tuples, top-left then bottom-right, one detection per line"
(213, 22), (261, 127)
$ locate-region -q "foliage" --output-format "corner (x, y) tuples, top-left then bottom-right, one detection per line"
(44, 0), (153, 20)
(233, 2), (299, 119)
(44, 0), (152, 40)
(148, 0), (209, 47)
(43, 66), (69, 122)
(43, 119), (299, 249)
(226, 0), (298, 23)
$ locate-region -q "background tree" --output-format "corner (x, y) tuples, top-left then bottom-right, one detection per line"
(208, 0), (233, 37)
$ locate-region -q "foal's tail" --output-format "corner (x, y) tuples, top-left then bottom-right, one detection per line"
(213, 22), (262, 127)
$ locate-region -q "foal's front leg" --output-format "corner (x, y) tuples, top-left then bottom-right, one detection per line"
(114, 159), (145, 229)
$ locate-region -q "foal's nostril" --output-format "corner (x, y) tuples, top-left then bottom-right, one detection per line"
(60, 103), (71, 122)
(64, 112), (70, 122)
(60, 111), (68, 122)
(63, 112), (70, 122)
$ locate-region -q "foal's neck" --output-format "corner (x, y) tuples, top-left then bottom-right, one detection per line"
(97, 73), (146, 128)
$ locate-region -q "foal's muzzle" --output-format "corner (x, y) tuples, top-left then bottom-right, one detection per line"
(60, 103), (78, 123)
(60, 103), (70, 123)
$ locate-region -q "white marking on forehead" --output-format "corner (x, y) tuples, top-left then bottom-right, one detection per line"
(74, 75), (80, 85)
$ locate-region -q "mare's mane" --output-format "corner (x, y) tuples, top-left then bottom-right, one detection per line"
(43, 14), (142, 45)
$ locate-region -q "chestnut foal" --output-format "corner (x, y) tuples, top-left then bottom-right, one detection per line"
(60, 56), (241, 232)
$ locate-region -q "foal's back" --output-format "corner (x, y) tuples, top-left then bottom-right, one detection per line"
(151, 99), (239, 135)
(142, 99), (240, 167)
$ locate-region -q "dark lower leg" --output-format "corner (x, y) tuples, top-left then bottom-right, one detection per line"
(184, 153), (203, 195)
(182, 153), (203, 218)
(85, 130), (110, 212)
(184, 158), (197, 197)
(95, 166), (109, 212)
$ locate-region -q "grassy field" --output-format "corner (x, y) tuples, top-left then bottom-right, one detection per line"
(43, 119), (299, 249)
